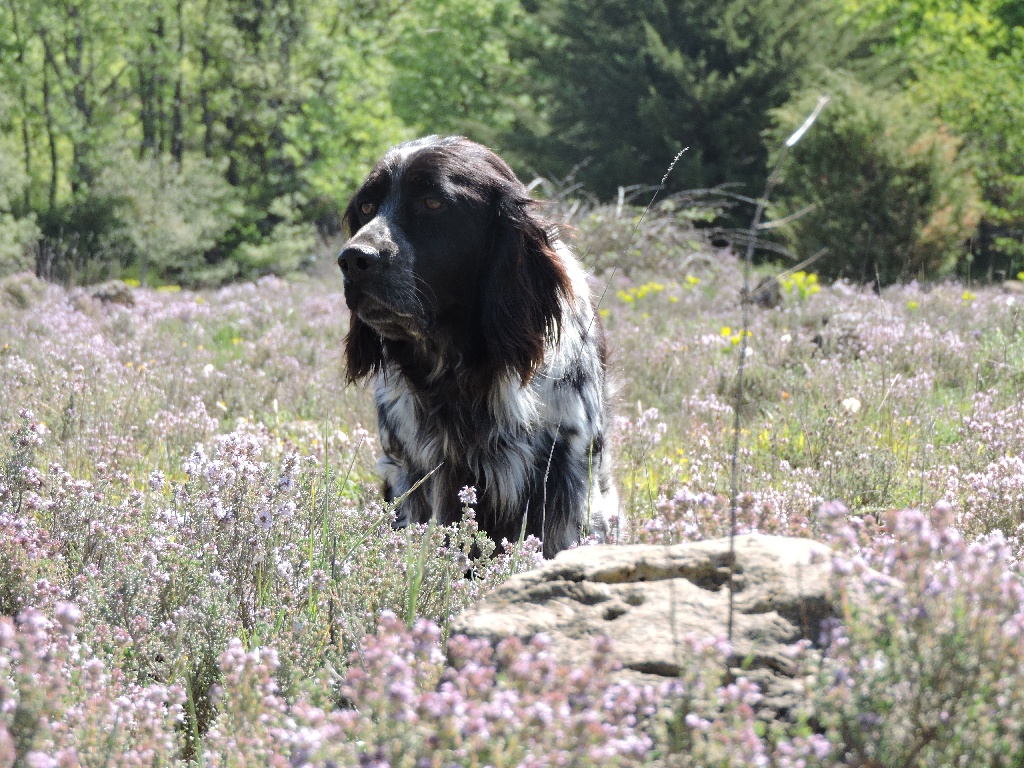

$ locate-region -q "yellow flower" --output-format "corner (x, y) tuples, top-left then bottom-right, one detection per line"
(617, 282), (666, 305)
(907, 301), (919, 309)
(962, 290), (976, 304)
(780, 271), (821, 300)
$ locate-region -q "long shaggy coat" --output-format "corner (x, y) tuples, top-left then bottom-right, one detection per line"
(338, 136), (616, 557)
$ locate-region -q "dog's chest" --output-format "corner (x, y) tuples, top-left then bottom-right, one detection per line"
(374, 365), (556, 472)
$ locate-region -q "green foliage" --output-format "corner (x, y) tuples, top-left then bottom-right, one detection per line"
(0, 96), (39, 276)
(509, 0), (878, 199)
(768, 73), (982, 284)
(0, 144), (39, 277)
(16, 0), (144, 195)
(231, 196), (317, 281)
(388, 0), (525, 141)
(35, 190), (136, 285)
(93, 154), (243, 284)
(841, 0), (1024, 273)
(0, 0), (414, 285)
(280, 23), (409, 205)
(2, 0), (1016, 285)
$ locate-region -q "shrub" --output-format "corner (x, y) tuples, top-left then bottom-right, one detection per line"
(93, 153), (243, 285)
(0, 606), (184, 763)
(35, 191), (137, 285)
(231, 196), (318, 280)
(819, 503), (1024, 765)
(767, 72), (982, 284)
(567, 193), (720, 276)
(0, 271), (48, 309)
(0, 145), (40, 278)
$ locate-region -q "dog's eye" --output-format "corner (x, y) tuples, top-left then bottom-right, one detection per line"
(423, 197), (443, 211)
(359, 202), (376, 217)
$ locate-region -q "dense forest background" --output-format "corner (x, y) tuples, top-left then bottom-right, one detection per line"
(0, 0), (1021, 286)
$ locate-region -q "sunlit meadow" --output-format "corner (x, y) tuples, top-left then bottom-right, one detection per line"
(4, 235), (1024, 764)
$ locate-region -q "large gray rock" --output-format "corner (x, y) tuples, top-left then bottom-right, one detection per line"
(90, 280), (136, 306)
(452, 534), (834, 718)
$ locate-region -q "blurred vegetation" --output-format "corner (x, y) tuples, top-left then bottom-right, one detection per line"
(767, 73), (983, 284)
(0, 0), (1020, 286)
(503, 0), (880, 198)
(837, 0), (1024, 278)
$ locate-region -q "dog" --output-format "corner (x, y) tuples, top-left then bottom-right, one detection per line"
(338, 136), (616, 557)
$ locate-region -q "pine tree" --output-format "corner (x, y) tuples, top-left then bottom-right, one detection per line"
(509, 0), (876, 198)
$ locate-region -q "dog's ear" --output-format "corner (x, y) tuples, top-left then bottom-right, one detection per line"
(342, 189), (387, 384)
(480, 198), (573, 385)
(345, 315), (384, 384)
(342, 196), (361, 239)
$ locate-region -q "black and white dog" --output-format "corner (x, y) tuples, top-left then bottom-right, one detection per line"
(339, 136), (616, 557)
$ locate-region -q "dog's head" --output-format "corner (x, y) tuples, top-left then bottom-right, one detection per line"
(339, 136), (572, 385)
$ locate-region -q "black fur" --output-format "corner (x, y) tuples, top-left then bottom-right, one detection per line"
(339, 136), (616, 557)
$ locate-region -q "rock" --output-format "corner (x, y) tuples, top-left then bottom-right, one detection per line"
(744, 275), (783, 308)
(1002, 280), (1024, 295)
(90, 280), (136, 307)
(452, 534), (834, 720)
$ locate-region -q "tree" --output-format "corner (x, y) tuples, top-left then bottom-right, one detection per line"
(0, 134), (40, 275)
(507, 0), (878, 199)
(280, 3), (409, 206)
(387, 0), (524, 143)
(768, 73), (982, 284)
(28, 0), (144, 194)
(840, 0), (1024, 275)
(0, 0), (415, 284)
(0, 0), (533, 285)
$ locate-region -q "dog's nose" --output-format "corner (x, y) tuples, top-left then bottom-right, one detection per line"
(337, 245), (383, 281)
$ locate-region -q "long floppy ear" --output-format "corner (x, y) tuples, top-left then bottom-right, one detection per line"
(341, 194), (384, 384)
(344, 315), (385, 384)
(342, 196), (361, 240)
(480, 198), (573, 384)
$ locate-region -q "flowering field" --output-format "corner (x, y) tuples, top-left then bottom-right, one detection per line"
(3, 256), (1024, 766)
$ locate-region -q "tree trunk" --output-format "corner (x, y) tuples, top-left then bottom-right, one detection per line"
(199, 0), (215, 158)
(8, 0), (32, 209)
(171, 0), (185, 164)
(42, 60), (58, 211)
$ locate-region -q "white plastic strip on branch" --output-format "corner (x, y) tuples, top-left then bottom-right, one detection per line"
(786, 96), (830, 147)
